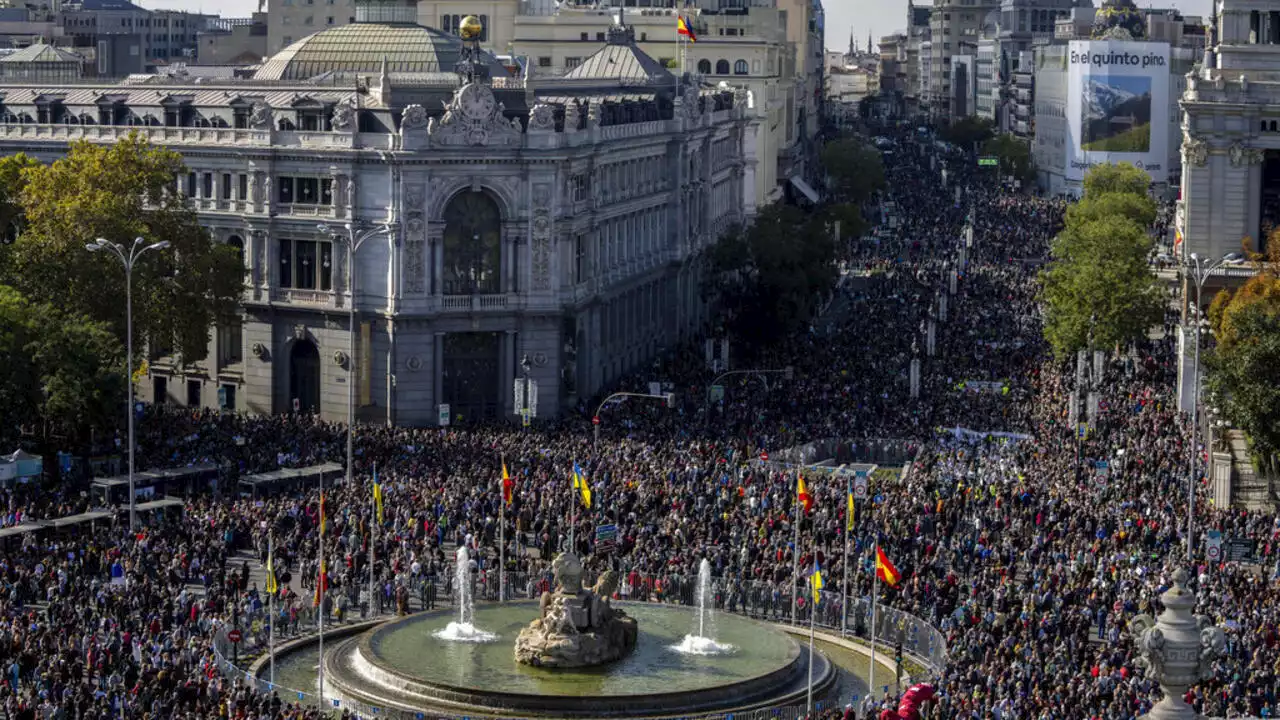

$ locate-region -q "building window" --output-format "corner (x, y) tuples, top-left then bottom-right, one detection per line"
(238, 174), (248, 201)
(697, 59), (711, 73)
(715, 59), (730, 74)
(277, 238), (334, 290)
(221, 173), (232, 201)
(734, 59), (748, 74)
(220, 383), (236, 411)
(218, 316), (243, 365)
(570, 173), (589, 203)
(442, 191), (502, 295)
(202, 172), (213, 198)
(565, 57), (582, 69)
(186, 380), (201, 407)
(538, 56), (551, 67)
(574, 233), (586, 284)
(277, 177), (334, 206)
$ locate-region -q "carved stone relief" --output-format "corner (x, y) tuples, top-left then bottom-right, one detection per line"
(531, 182), (553, 292)
(1184, 138), (1208, 167)
(405, 218), (426, 294)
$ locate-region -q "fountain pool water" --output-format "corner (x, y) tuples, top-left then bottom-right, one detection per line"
(305, 601), (836, 717)
(672, 558), (734, 655)
(432, 546), (497, 643)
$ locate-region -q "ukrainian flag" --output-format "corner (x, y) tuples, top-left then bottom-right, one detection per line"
(811, 559), (823, 605)
(572, 462), (592, 509)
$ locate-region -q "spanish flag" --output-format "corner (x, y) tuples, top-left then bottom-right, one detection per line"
(313, 557), (327, 607)
(677, 15), (697, 42)
(846, 480), (855, 532)
(875, 545), (901, 587)
(572, 462), (592, 509)
(810, 559), (824, 605)
(373, 470), (384, 524)
(502, 461), (514, 506)
(265, 548), (278, 595)
(796, 475), (813, 514)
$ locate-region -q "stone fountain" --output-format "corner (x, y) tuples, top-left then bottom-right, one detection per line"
(514, 552), (638, 668)
(1128, 568), (1227, 720)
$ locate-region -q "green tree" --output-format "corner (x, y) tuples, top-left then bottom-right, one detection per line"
(0, 134), (243, 364)
(0, 284), (126, 447)
(940, 116), (994, 149)
(1206, 303), (1280, 458)
(981, 134), (1036, 187)
(821, 138), (885, 205)
(1039, 163), (1164, 357)
(703, 204), (837, 344)
(1082, 162), (1151, 198)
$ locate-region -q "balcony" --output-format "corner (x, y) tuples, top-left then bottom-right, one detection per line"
(277, 203), (337, 218)
(269, 288), (336, 306)
(437, 294), (516, 312)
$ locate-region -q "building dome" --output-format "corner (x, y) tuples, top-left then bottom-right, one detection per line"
(1092, 0), (1146, 40)
(255, 22), (508, 81)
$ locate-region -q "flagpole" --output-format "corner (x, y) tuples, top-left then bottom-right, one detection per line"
(791, 473), (800, 626)
(869, 535), (880, 710)
(317, 470), (325, 705)
(807, 579), (815, 716)
(369, 461), (377, 618)
(500, 456), (506, 603)
(268, 532), (275, 687)
(570, 458), (577, 554)
(843, 490), (851, 637)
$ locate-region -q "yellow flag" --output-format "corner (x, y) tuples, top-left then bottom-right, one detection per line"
(265, 549), (278, 595)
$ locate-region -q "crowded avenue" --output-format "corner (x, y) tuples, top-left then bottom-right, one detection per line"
(2, 127), (1278, 720)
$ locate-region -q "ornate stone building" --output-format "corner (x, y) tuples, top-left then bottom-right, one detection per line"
(0, 0), (752, 425)
(1178, 0), (1280, 264)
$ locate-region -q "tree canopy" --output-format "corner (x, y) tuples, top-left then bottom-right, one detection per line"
(821, 137), (885, 206)
(703, 204), (837, 344)
(981, 134), (1036, 187)
(1039, 163), (1164, 358)
(0, 284), (126, 448)
(1206, 302), (1280, 458)
(1082, 162), (1151, 198)
(940, 116), (994, 149)
(0, 134), (243, 364)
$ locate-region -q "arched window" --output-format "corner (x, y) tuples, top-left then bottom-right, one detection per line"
(697, 59), (711, 74)
(733, 59), (748, 75)
(226, 234), (245, 267)
(715, 59), (730, 75)
(442, 191), (502, 295)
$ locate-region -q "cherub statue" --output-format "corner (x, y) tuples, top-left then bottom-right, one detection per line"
(1129, 614), (1166, 681)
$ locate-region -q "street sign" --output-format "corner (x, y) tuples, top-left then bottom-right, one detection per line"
(1206, 530), (1223, 562)
(1226, 538), (1255, 563)
(592, 416), (600, 426)
(977, 156), (999, 167)
(709, 385), (725, 404)
(760, 451), (769, 462)
(853, 475), (868, 500)
(595, 524), (618, 554)
(437, 404), (451, 427)
(227, 629), (242, 644)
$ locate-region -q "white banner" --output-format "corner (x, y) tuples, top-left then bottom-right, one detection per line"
(1065, 40), (1170, 184)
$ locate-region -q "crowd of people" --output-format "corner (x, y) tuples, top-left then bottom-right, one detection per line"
(0, 125), (1276, 720)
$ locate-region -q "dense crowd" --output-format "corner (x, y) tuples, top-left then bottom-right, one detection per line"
(0, 126), (1276, 720)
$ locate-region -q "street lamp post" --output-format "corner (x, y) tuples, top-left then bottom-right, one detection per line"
(317, 222), (393, 487)
(520, 353), (533, 428)
(592, 391), (676, 454)
(1184, 252), (1227, 564)
(85, 237), (171, 532)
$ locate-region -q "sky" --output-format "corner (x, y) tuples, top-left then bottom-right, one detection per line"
(137, 0), (1218, 53)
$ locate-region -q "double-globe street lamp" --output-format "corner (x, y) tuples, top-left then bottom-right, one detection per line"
(1183, 252), (1227, 564)
(85, 237), (171, 532)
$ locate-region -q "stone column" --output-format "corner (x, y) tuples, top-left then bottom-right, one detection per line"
(503, 329), (516, 418)
(1130, 568), (1226, 720)
(433, 332), (445, 422)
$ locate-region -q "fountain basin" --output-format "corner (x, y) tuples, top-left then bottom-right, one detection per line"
(312, 602), (835, 718)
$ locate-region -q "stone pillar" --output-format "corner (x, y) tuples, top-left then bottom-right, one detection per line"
(926, 319), (936, 357)
(938, 292), (948, 323)
(1130, 569), (1226, 720)
(503, 329), (516, 418)
(1211, 451), (1233, 509)
(433, 332), (445, 423)
(909, 357), (920, 399)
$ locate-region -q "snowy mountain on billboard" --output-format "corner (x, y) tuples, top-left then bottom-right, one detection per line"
(1083, 79), (1137, 121)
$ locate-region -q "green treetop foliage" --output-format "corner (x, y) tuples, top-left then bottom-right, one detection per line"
(821, 137), (885, 205)
(0, 284), (126, 447)
(702, 203), (837, 344)
(1206, 303), (1280, 458)
(981, 134), (1036, 186)
(1039, 163), (1164, 358)
(1082, 162), (1151, 198)
(940, 116), (995, 149)
(0, 134), (243, 364)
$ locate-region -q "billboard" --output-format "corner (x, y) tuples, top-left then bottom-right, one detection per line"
(1065, 40), (1170, 184)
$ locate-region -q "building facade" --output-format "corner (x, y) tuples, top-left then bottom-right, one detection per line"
(0, 0), (751, 426)
(1179, 0), (1280, 262)
(928, 0), (1000, 121)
